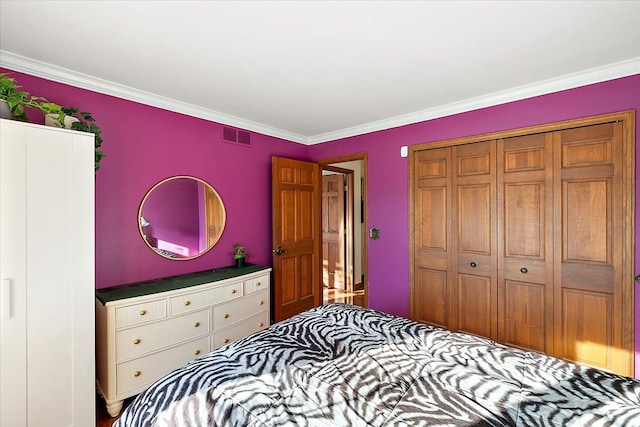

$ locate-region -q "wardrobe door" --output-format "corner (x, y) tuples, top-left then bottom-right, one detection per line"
(412, 147), (452, 329)
(553, 122), (631, 376)
(497, 134), (554, 353)
(451, 141), (497, 339)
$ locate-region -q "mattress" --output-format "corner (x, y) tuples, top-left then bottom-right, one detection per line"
(115, 303), (640, 426)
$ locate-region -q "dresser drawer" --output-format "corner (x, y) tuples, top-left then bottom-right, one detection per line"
(213, 289), (268, 330)
(115, 299), (166, 328)
(116, 336), (210, 397)
(244, 273), (270, 294)
(116, 309), (210, 362)
(213, 310), (270, 349)
(170, 281), (243, 315)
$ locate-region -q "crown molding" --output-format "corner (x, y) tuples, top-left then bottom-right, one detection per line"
(0, 50), (310, 144)
(2, 50), (638, 146)
(307, 57), (640, 145)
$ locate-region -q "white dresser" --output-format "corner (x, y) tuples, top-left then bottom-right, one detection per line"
(95, 265), (271, 417)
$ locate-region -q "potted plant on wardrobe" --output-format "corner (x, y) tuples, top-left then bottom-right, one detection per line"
(0, 73), (65, 122)
(233, 245), (248, 268)
(46, 106), (106, 172)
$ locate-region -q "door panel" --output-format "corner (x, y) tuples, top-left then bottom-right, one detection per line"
(412, 148), (452, 328)
(322, 174), (345, 289)
(504, 280), (546, 351)
(452, 142), (496, 339)
(457, 274), (492, 337)
(497, 133), (554, 353)
(562, 289), (612, 370)
(554, 123), (628, 374)
(272, 157), (321, 322)
(416, 269), (448, 327)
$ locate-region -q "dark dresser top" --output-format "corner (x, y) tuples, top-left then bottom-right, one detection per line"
(96, 264), (271, 305)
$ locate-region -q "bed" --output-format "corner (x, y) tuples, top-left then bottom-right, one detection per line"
(115, 303), (640, 426)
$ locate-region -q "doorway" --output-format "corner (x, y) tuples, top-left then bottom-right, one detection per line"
(318, 154), (367, 308)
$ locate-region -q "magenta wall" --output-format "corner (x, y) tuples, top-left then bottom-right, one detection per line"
(308, 73), (640, 378)
(0, 68), (309, 288)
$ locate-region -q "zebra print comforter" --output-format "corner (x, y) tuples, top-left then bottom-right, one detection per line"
(115, 303), (640, 426)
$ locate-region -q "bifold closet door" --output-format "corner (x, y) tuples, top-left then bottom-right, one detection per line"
(412, 147), (452, 329)
(497, 133), (554, 354)
(411, 112), (634, 377)
(412, 141), (497, 340)
(451, 141), (497, 339)
(553, 122), (630, 375)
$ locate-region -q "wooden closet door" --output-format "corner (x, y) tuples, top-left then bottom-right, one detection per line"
(451, 141), (497, 339)
(497, 134), (554, 353)
(553, 122), (630, 375)
(412, 147), (452, 329)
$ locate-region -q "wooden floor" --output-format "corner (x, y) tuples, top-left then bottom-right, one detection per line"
(96, 396), (134, 427)
(96, 287), (365, 425)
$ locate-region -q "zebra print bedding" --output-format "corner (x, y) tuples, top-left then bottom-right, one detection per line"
(114, 303), (640, 427)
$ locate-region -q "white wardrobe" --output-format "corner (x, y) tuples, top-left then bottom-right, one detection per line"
(0, 119), (95, 427)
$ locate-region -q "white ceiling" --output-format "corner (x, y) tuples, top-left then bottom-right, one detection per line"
(1, 1), (640, 144)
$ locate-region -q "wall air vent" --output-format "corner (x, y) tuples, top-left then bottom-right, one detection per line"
(222, 126), (252, 147)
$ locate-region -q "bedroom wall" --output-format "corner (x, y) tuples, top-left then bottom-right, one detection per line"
(0, 68), (309, 289)
(308, 73), (640, 378)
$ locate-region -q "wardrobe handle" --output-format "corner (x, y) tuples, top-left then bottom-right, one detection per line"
(2, 279), (11, 320)
(520, 267), (528, 274)
(470, 262), (477, 268)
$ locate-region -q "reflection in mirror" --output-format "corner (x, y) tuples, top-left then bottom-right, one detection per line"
(138, 176), (226, 260)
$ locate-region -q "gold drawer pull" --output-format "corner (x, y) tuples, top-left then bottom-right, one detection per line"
(133, 371), (141, 377)
(259, 301), (264, 305)
(224, 338), (229, 344)
(194, 349), (201, 355)
(256, 282), (261, 287)
(194, 322), (200, 327)
(184, 301), (191, 306)
(223, 314), (229, 319)
(259, 322), (264, 327)
(133, 339), (141, 345)
(139, 310), (147, 316)
(231, 289), (236, 294)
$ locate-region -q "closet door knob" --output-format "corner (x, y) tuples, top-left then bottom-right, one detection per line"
(470, 262), (477, 268)
(520, 267), (528, 274)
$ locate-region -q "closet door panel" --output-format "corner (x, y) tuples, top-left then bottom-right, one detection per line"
(416, 269), (448, 328)
(457, 274), (492, 337)
(562, 289), (612, 370)
(497, 134), (553, 353)
(554, 122), (627, 375)
(413, 148), (452, 328)
(504, 280), (546, 351)
(452, 142), (496, 339)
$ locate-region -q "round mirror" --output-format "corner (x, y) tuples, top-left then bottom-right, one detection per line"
(138, 176), (226, 260)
